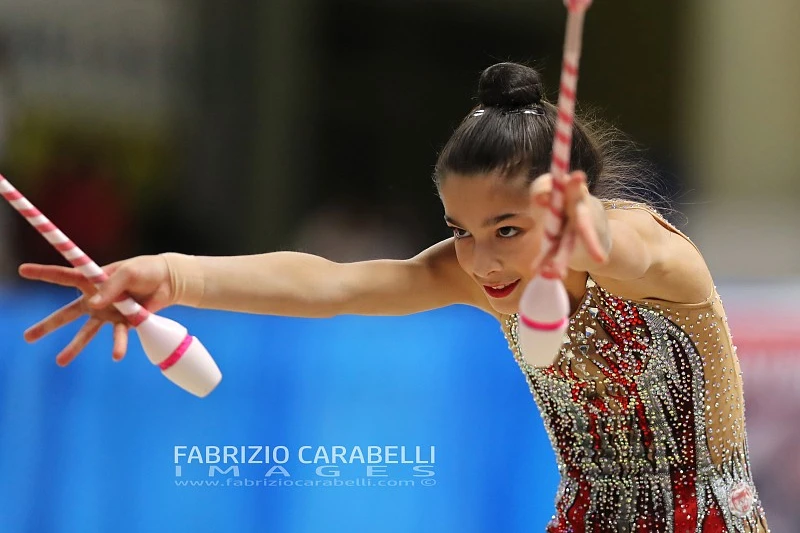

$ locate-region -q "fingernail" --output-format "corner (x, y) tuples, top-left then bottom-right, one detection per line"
(89, 295), (102, 306)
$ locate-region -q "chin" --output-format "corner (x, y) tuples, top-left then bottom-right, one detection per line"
(489, 297), (521, 316)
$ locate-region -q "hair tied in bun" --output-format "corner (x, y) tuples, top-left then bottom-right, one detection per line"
(478, 62), (544, 109)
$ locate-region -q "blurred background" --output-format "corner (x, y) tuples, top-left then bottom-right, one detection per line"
(0, 0), (798, 532)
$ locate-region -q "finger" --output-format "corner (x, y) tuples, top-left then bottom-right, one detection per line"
(18, 264), (95, 293)
(19, 262), (124, 294)
(532, 190), (552, 208)
(24, 297), (86, 342)
(561, 171), (606, 263)
(530, 176), (553, 210)
(563, 172), (589, 215)
(568, 170), (587, 190)
(575, 202), (609, 263)
(112, 323), (129, 362)
(55, 317), (104, 366)
(88, 265), (132, 309)
(570, 170), (588, 186)
(529, 173), (553, 196)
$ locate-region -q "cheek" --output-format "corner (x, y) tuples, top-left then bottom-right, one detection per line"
(508, 232), (541, 269)
(453, 241), (472, 272)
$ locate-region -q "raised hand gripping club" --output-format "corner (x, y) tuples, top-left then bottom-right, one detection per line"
(517, 0), (593, 367)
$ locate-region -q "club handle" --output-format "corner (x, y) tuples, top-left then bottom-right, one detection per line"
(540, 5), (591, 260)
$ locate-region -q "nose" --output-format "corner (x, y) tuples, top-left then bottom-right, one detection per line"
(470, 243), (502, 279)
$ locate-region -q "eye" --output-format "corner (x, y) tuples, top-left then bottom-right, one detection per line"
(450, 227), (471, 240)
(497, 226), (520, 238)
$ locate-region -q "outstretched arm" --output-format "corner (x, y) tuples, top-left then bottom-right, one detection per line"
(166, 239), (487, 317)
(19, 239), (489, 364)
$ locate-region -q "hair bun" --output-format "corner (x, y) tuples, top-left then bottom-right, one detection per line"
(478, 62), (543, 108)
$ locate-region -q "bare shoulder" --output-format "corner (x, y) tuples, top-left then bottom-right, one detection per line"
(411, 238), (500, 317)
(593, 207), (714, 304)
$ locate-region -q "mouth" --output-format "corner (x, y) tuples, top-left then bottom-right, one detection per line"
(482, 279), (521, 299)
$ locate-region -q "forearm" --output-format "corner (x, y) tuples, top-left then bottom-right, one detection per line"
(161, 252), (347, 318)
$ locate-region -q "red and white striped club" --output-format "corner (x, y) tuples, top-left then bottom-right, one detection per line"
(0, 173), (222, 398)
(517, 0), (593, 367)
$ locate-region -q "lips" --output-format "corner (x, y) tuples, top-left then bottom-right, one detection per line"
(482, 279), (521, 299)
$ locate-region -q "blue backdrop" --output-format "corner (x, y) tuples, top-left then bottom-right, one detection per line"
(0, 284), (559, 533)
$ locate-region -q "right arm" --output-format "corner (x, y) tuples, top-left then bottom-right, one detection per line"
(19, 239), (492, 364)
(165, 239), (489, 317)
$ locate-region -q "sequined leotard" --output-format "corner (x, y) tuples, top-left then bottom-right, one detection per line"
(501, 203), (769, 533)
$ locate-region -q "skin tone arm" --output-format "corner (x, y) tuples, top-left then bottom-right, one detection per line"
(173, 241), (490, 317)
(18, 239), (491, 365)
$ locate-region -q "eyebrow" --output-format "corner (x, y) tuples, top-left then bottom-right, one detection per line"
(444, 213), (521, 229)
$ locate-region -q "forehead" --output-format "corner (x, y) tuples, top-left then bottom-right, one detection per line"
(438, 172), (531, 214)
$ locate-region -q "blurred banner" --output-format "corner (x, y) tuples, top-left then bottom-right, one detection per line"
(0, 282), (797, 532)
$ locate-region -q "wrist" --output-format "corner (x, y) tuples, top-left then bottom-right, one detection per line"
(160, 252), (206, 307)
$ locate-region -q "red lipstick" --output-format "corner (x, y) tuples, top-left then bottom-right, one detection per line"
(483, 279), (521, 299)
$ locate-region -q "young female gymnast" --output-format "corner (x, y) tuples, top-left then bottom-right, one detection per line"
(19, 62), (769, 532)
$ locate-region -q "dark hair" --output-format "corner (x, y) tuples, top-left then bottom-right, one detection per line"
(434, 62), (666, 209)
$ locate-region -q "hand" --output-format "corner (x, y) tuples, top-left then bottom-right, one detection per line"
(18, 255), (175, 366)
(529, 170), (609, 278)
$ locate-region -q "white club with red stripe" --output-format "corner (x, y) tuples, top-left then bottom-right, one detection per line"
(517, 0), (592, 368)
(0, 174), (222, 398)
